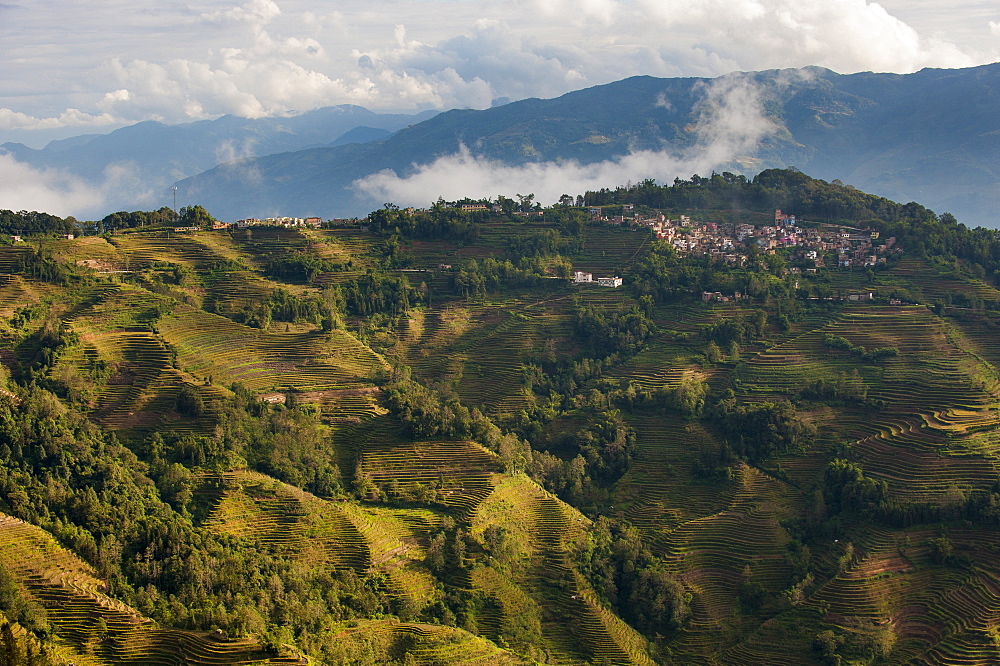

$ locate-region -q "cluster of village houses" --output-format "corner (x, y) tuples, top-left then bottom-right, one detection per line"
(219, 217), (324, 230)
(590, 207), (898, 270)
(173, 216), (362, 232)
(571, 207), (900, 291)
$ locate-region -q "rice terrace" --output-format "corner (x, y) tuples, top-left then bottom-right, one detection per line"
(5, 170), (1000, 664)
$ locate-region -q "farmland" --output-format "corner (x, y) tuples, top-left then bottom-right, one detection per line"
(5, 171), (1000, 663)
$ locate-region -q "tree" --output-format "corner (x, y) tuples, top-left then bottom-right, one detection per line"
(1, 622), (21, 666)
(178, 205), (216, 228)
(705, 341), (724, 364)
(673, 373), (708, 416)
(175, 385), (205, 417)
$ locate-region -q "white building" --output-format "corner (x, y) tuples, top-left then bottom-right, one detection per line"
(573, 271), (594, 283)
(597, 276), (623, 288)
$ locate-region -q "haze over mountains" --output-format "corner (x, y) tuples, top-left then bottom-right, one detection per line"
(3, 63), (999, 227)
(0, 106), (437, 217)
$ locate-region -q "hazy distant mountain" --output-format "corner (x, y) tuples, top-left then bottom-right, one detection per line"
(0, 106), (437, 215)
(176, 63), (1000, 226)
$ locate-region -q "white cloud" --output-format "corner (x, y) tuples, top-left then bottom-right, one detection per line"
(990, 20), (1000, 36)
(0, 0), (996, 141)
(200, 0), (281, 26)
(0, 146), (165, 217)
(0, 108), (120, 131)
(0, 153), (106, 215)
(352, 73), (778, 207)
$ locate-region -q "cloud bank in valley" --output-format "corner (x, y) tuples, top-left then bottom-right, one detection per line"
(0, 154), (106, 217)
(1, 0), (997, 144)
(0, 152), (156, 219)
(353, 74), (777, 208)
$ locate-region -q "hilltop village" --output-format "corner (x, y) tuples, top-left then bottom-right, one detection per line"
(598, 207), (898, 270)
(92, 204), (904, 298)
(217, 206), (898, 274)
(564, 206), (900, 293)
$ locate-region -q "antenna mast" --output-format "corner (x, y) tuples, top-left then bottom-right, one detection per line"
(172, 186), (178, 222)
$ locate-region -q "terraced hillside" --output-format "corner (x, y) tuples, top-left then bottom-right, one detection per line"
(200, 470), (441, 608)
(40, 284), (220, 434)
(573, 227), (650, 277)
(615, 416), (735, 542)
(158, 304), (386, 391)
(740, 305), (1000, 504)
(395, 300), (576, 418)
(13, 185), (1000, 665)
(0, 512), (299, 665)
(358, 438), (502, 518)
(479, 476), (657, 666)
(892, 257), (1000, 307)
(327, 619), (534, 665)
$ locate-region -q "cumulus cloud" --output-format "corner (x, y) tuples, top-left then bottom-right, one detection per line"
(1, 0), (996, 141)
(352, 74), (777, 207)
(335, 0), (990, 113)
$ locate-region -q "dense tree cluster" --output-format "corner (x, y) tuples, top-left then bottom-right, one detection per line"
(715, 397), (816, 462)
(0, 210), (73, 236)
(263, 255), (353, 282)
(382, 371), (533, 474)
(574, 303), (654, 357)
(367, 203), (483, 242)
(341, 272), (415, 317)
(99, 207), (176, 232)
(823, 459), (889, 515)
(576, 517), (690, 636)
(628, 247), (793, 306)
(15, 250), (73, 286)
(0, 383), (416, 663)
(822, 334), (899, 363)
(449, 257), (566, 300)
(703, 310), (768, 344)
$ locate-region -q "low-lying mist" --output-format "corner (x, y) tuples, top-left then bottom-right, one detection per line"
(352, 74), (778, 207)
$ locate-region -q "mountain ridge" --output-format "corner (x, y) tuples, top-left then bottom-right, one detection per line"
(0, 105), (439, 216)
(175, 62), (1000, 226)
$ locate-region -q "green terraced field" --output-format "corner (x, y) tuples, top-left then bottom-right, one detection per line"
(893, 257), (1000, 308)
(614, 416), (735, 543)
(158, 304), (386, 391)
(474, 475), (655, 665)
(396, 301), (577, 417)
(328, 619), (533, 665)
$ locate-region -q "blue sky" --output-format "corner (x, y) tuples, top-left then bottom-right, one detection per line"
(1, 0), (997, 146)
